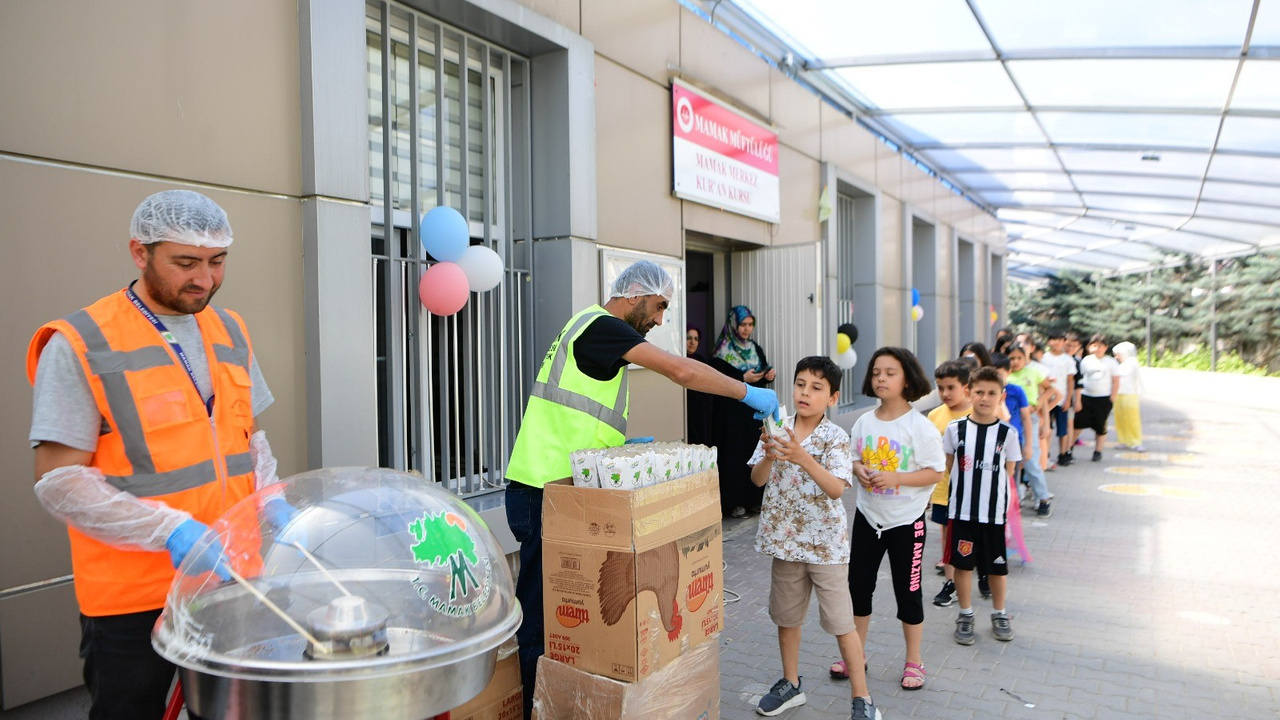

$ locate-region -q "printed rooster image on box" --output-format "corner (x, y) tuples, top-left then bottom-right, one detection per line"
(541, 470), (724, 682)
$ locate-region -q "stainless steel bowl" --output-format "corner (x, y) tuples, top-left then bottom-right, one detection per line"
(153, 468), (521, 720)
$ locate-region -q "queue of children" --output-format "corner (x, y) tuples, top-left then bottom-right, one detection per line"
(744, 331), (1141, 719)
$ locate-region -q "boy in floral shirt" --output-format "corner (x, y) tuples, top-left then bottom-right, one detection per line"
(748, 357), (880, 720)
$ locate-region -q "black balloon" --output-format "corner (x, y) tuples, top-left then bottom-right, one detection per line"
(837, 323), (859, 344)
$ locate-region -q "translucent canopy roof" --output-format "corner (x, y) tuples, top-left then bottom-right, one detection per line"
(703, 0), (1280, 278)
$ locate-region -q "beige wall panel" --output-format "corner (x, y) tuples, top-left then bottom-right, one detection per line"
(513, 0), (581, 32)
(678, 9), (770, 119)
(882, 290), (905, 348)
(0, 158), (306, 590)
(625, 369), (684, 441)
(769, 69), (821, 159)
(774, 146), (820, 247)
(821, 105), (876, 186)
(901, 163), (936, 219)
(682, 201), (768, 246)
(0, 585), (82, 707)
(595, 57), (682, 257)
(582, 0), (679, 85)
(876, 145), (903, 199)
(879, 195), (904, 291)
(0, 0), (301, 196)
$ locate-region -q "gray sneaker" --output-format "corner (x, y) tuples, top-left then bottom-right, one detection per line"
(954, 613), (976, 645)
(757, 677), (805, 716)
(850, 696), (882, 720)
(992, 612), (1015, 641)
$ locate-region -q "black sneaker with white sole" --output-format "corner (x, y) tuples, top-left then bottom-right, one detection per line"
(757, 677), (805, 716)
(933, 580), (956, 607)
(1036, 500), (1052, 518)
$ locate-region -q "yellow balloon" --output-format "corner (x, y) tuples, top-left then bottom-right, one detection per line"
(911, 305), (924, 322)
(990, 311), (999, 325)
(836, 332), (851, 355)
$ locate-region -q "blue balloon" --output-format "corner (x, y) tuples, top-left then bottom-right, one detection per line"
(911, 287), (921, 306)
(420, 206), (469, 262)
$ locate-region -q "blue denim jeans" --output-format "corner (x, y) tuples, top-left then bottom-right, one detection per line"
(1023, 413), (1051, 502)
(505, 481), (543, 720)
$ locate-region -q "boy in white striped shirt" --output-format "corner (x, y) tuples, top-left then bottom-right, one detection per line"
(941, 366), (1023, 645)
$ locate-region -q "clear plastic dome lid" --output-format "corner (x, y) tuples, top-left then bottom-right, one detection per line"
(152, 467), (520, 681)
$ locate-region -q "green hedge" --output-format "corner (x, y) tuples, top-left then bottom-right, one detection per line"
(1149, 346), (1274, 376)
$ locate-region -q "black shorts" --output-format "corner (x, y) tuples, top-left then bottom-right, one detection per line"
(946, 520), (1008, 576)
(1074, 395), (1112, 435)
(930, 503), (948, 526)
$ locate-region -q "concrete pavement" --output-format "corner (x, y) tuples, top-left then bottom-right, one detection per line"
(717, 367), (1280, 720)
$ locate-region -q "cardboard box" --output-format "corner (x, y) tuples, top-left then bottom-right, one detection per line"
(448, 645), (522, 720)
(541, 470), (724, 682)
(531, 638), (720, 720)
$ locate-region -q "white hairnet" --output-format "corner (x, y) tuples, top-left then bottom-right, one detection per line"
(130, 190), (234, 248)
(610, 260), (674, 301)
(1113, 341), (1137, 361)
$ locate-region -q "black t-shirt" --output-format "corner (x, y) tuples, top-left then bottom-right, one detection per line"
(571, 315), (647, 381)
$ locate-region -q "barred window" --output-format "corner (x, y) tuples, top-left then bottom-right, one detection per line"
(367, 0), (534, 496)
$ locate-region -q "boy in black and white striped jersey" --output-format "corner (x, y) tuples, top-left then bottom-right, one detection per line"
(941, 366), (1023, 645)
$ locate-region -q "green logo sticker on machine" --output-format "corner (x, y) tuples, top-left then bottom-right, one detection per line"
(407, 511), (493, 617)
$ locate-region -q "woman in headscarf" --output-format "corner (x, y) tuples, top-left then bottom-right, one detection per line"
(708, 306), (776, 518)
(685, 325), (712, 446)
(1111, 341), (1144, 452)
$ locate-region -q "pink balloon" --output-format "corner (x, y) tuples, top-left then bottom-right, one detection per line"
(419, 262), (469, 316)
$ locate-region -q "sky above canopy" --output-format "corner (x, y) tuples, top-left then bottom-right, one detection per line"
(718, 0), (1280, 278)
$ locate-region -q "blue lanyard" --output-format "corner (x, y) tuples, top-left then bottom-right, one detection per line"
(124, 283), (214, 416)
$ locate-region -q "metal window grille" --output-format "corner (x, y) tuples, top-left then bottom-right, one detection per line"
(367, 0), (534, 497)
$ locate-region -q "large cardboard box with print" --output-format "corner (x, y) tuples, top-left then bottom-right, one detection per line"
(531, 637), (720, 720)
(541, 470), (724, 683)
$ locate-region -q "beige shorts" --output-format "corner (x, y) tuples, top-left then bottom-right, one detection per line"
(768, 558), (855, 636)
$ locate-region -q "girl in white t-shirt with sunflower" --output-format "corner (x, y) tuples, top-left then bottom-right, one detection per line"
(832, 347), (945, 692)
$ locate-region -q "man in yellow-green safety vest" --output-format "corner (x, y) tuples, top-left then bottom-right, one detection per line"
(505, 260), (780, 717)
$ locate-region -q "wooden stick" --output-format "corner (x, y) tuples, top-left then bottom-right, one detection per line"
(224, 565), (322, 648)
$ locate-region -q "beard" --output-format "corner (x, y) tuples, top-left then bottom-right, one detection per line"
(142, 261), (219, 314)
(624, 299), (655, 336)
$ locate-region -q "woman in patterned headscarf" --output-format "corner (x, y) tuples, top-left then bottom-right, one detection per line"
(709, 306), (776, 518)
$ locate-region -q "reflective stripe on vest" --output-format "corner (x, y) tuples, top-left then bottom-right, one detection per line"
(529, 310), (629, 435)
(61, 306), (253, 497)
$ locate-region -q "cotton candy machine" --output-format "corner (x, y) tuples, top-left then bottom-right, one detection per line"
(152, 467), (520, 720)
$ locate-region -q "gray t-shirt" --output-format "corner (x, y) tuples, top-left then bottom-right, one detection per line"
(30, 313), (274, 452)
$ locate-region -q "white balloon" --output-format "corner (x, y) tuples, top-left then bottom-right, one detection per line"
(837, 347), (858, 370)
(455, 245), (504, 292)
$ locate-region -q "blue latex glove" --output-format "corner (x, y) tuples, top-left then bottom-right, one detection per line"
(262, 496), (299, 530)
(262, 497), (308, 552)
(165, 519), (231, 581)
(742, 384), (781, 421)
(625, 437), (655, 444)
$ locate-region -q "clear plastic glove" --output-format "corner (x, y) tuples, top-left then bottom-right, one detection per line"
(34, 465), (191, 551)
(625, 437), (655, 444)
(165, 519), (231, 581)
(249, 430), (279, 492)
(741, 384), (781, 421)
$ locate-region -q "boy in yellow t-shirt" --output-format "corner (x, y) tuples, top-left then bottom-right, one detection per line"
(926, 360), (972, 608)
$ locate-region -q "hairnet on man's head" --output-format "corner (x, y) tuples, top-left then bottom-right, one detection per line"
(130, 190), (234, 248)
(609, 260), (674, 301)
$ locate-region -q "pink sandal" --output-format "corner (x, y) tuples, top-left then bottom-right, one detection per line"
(828, 659), (868, 680)
(901, 661), (925, 690)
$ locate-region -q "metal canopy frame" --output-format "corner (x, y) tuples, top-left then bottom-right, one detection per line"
(689, 0), (1280, 279)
